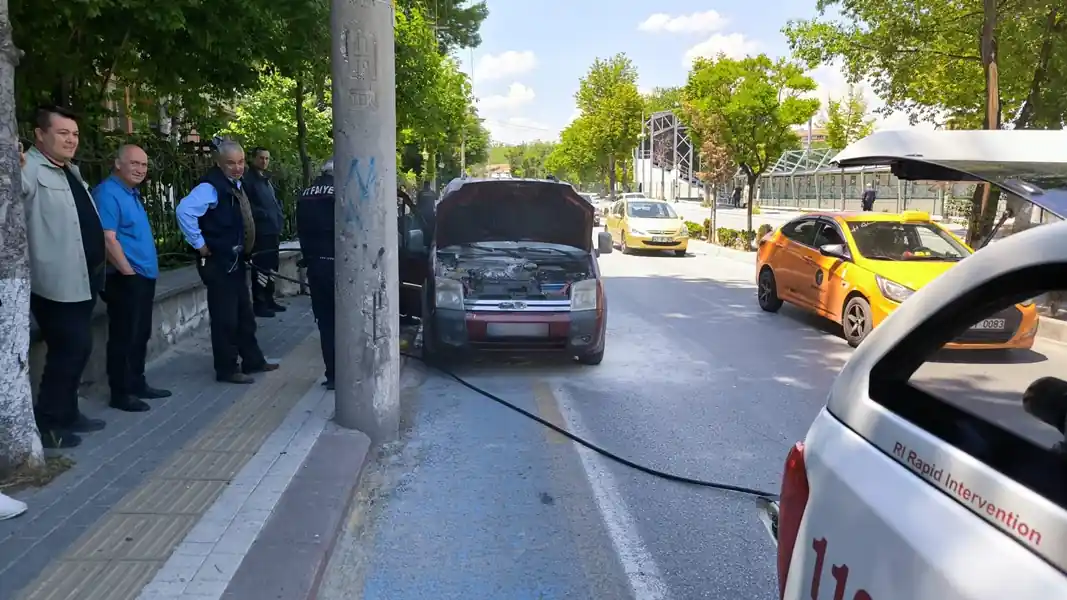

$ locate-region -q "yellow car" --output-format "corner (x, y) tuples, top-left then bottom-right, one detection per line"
(604, 198), (689, 256)
(755, 210), (1039, 349)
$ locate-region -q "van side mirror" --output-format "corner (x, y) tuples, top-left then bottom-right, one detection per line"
(597, 231), (613, 255)
(819, 243), (850, 260)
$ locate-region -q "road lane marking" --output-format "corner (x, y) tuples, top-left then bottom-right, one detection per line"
(550, 384), (672, 600)
(532, 380), (569, 444)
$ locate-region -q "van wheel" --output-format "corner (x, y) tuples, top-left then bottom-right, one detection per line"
(843, 296), (873, 348)
(577, 348), (604, 365)
(757, 268), (783, 312)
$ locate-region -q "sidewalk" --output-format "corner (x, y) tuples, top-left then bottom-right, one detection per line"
(0, 296), (348, 600)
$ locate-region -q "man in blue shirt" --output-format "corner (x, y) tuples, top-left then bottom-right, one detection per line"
(175, 141), (279, 384)
(94, 144), (172, 412)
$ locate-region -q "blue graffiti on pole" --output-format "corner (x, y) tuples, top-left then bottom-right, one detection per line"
(342, 157), (378, 224)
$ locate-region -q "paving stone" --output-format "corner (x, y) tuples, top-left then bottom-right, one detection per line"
(2, 297), (319, 600)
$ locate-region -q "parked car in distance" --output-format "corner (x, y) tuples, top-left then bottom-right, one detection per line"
(604, 197), (689, 256)
(579, 193), (601, 226)
(409, 177), (613, 365)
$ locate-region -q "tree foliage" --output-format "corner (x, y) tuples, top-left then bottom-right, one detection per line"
(218, 71), (333, 168)
(783, 0), (1067, 129)
(823, 85), (876, 149)
(571, 53), (643, 196)
(405, 0), (489, 53)
(643, 86), (683, 114)
(683, 54), (819, 231)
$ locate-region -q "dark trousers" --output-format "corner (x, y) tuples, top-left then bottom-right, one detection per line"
(31, 293), (96, 428)
(103, 273), (156, 397)
(251, 234), (280, 309)
(306, 259), (335, 382)
(198, 258), (267, 377)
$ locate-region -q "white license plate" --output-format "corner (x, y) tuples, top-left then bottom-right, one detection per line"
(486, 323), (550, 338)
(652, 236), (673, 243)
(971, 318), (1006, 330)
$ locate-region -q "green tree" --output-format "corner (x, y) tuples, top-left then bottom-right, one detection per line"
(218, 71), (333, 173)
(784, 1), (1067, 241)
(407, 0), (490, 52)
(575, 54), (644, 197)
(683, 54), (819, 231)
(823, 85), (875, 149)
(643, 86), (683, 114)
(545, 118), (598, 187)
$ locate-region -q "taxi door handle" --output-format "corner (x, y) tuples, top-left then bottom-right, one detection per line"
(803, 257), (819, 266)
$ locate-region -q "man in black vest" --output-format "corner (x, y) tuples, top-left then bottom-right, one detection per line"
(245, 147), (287, 318)
(175, 141), (279, 383)
(296, 158), (335, 389)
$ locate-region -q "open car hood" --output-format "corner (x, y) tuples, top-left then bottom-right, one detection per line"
(435, 178), (594, 251)
(831, 130), (1067, 219)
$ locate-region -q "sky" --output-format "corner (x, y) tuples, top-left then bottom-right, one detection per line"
(456, 0), (933, 146)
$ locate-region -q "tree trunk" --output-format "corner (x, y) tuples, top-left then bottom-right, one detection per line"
(607, 155), (617, 199)
(705, 184), (716, 242)
(1005, 6), (1059, 236)
(744, 170), (757, 233)
(294, 73), (312, 187)
(967, 0), (1001, 246)
(0, 1), (43, 476)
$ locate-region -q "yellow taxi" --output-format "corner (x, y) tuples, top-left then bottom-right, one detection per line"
(755, 210), (1040, 348)
(604, 197), (688, 256)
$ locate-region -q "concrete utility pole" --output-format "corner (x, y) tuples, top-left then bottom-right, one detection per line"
(330, 0), (400, 443)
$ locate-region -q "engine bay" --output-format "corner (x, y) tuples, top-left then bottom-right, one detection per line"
(437, 248), (591, 301)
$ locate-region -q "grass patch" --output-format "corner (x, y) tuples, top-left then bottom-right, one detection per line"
(0, 455), (75, 493)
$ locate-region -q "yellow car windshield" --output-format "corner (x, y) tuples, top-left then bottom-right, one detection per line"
(627, 202), (678, 219)
(847, 221), (970, 262)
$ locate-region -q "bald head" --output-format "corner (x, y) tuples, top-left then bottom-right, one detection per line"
(115, 144), (148, 187)
(215, 141), (245, 180)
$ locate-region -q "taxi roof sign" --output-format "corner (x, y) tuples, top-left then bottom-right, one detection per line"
(900, 210), (931, 222)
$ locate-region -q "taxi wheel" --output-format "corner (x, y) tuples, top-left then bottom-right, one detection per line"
(673, 250), (687, 257)
(621, 234), (633, 255)
(843, 296), (873, 348)
(757, 268), (783, 312)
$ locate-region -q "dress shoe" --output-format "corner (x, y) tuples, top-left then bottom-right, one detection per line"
(134, 385), (172, 399)
(69, 413), (107, 432)
(218, 373), (255, 384)
(269, 302), (287, 312)
(243, 362), (280, 374)
(254, 307), (275, 318)
(110, 395), (151, 412)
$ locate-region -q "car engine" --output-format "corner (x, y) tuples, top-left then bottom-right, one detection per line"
(438, 252), (590, 300)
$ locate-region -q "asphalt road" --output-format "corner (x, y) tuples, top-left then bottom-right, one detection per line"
(318, 242), (1066, 600)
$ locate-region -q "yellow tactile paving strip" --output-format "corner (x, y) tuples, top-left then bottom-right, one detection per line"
(18, 333), (323, 600)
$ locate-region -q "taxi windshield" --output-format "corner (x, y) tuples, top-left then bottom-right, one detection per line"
(627, 201), (677, 219)
(847, 221), (970, 261)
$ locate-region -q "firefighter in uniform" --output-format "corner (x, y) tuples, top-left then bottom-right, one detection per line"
(296, 159), (336, 389)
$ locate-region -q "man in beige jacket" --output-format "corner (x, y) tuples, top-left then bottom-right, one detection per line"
(22, 106), (108, 449)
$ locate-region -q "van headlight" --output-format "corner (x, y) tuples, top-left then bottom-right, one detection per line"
(434, 278), (464, 310)
(875, 275), (914, 303)
(570, 279), (598, 311)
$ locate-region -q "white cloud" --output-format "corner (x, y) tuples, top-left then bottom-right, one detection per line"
(805, 61), (937, 131)
(484, 117), (559, 145)
(638, 11), (727, 34)
(474, 51), (537, 82)
(683, 33), (760, 66)
(477, 83), (535, 112)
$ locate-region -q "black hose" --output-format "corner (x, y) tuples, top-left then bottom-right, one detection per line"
(400, 350), (779, 502)
(184, 248), (781, 501)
